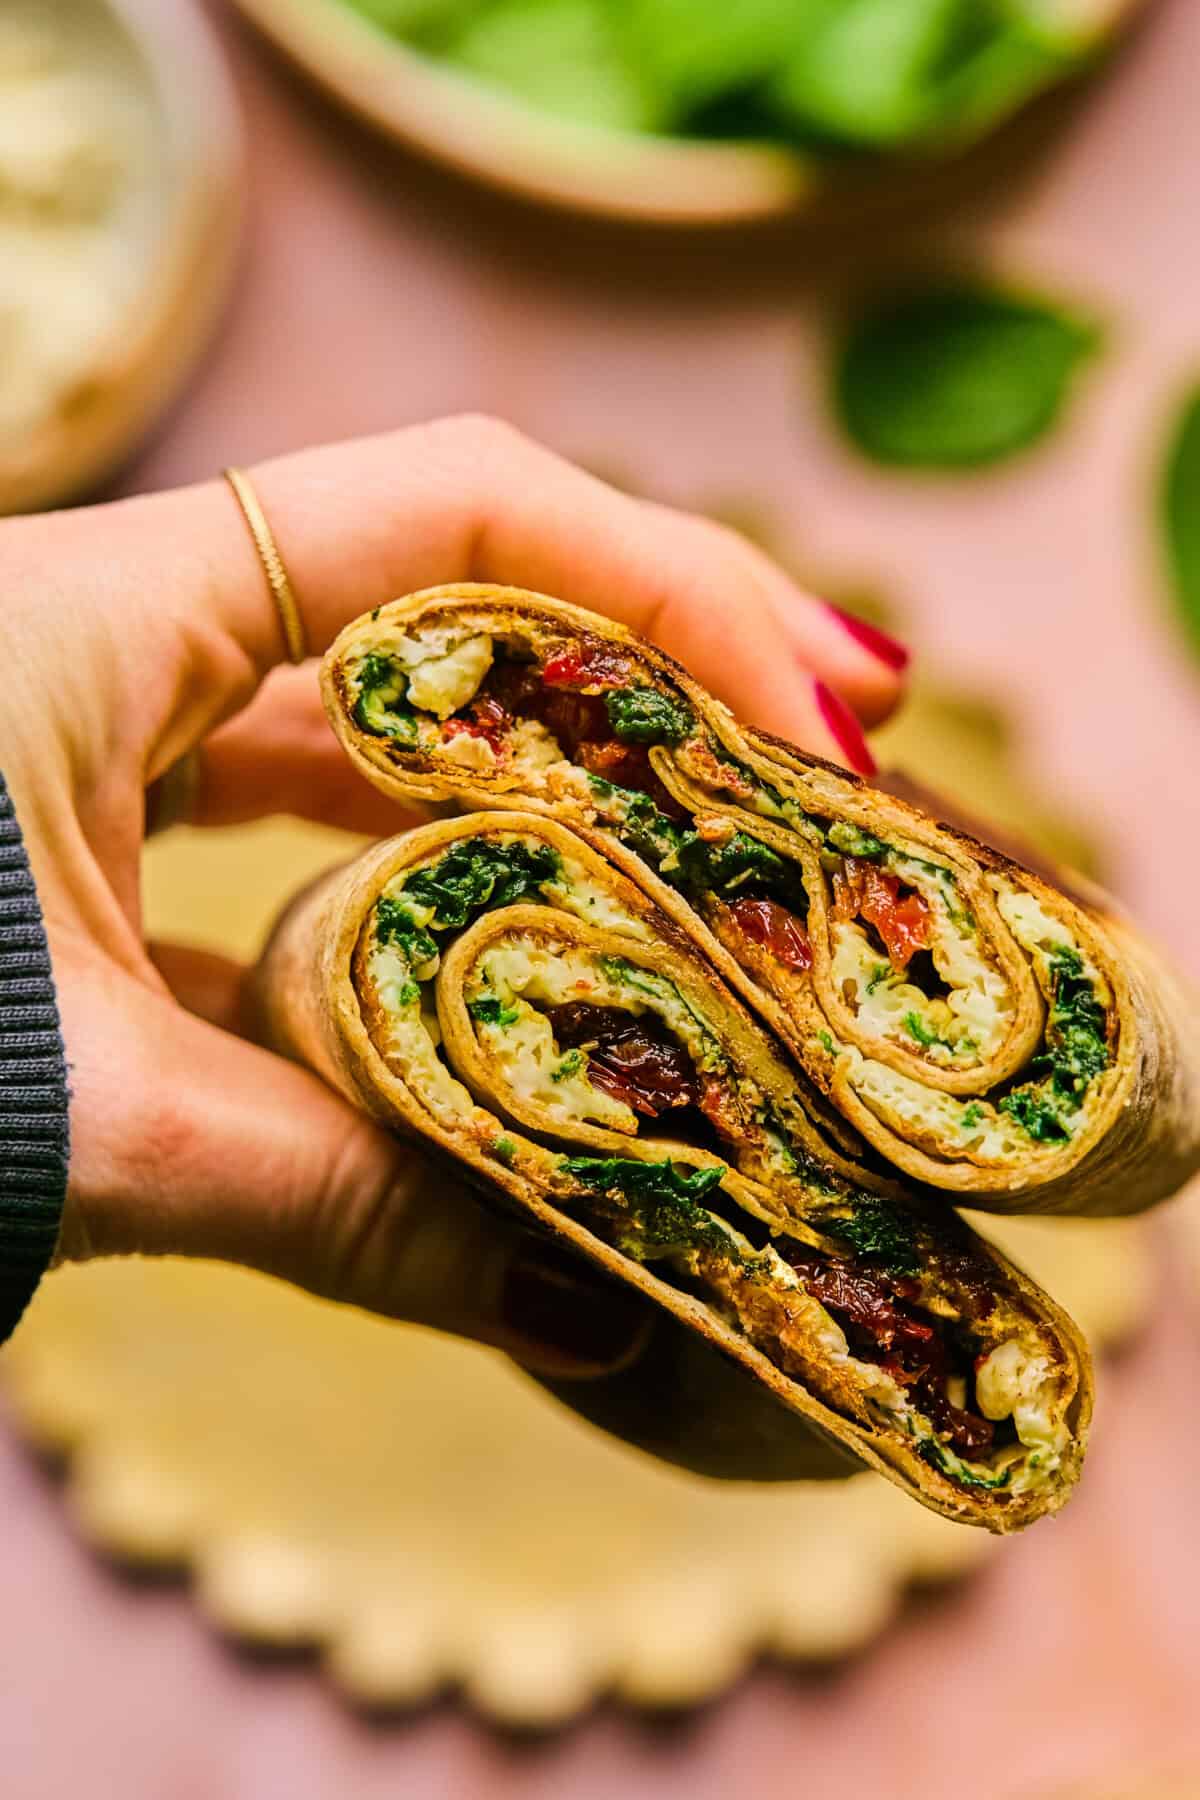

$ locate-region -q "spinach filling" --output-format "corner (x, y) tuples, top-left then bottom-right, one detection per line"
(561, 1156), (1013, 1484)
(586, 774), (808, 917)
(586, 775), (688, 866)
(998, 944), (1109, 1144)
(918, 1437), (1010, 1492)
(564, 1155), (920, 1283)
(375, 838), (563, 968)
(821, 1197), (920, 1277)
(902, 1011), (974, 1056)
(561, 1155), (738, 1260)
(670, 829), (809, 914)
(353, 652), (419, 744)
(603, 685), (694, 747)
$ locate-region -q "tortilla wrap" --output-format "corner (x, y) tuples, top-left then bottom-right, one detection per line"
(256, 811), (1091, 1530)
(317, 585), (1200, 1219)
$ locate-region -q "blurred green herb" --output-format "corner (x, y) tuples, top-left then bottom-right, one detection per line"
(439, 0), (662, 132)
(335, 0), (1105, 152)
(767, 0), (1074, 151)
(622, 0), (800, 114)
(834, 284), (1101, 469)
(1162, 382), (1200, 663)
(340, 0), (477, 40)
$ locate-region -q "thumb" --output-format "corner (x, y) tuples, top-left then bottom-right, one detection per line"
(59, 970), (649, 1379)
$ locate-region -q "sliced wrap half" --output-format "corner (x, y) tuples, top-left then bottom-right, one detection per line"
(319, 586), (1200, 1218)
(256, 812), (1092, 1531)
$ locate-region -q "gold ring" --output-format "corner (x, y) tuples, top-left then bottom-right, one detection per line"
(223, 466), (309, 665)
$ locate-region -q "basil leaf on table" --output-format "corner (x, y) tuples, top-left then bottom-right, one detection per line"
(834, 285), (1101, 469)
(1161, 383), (1200, 662)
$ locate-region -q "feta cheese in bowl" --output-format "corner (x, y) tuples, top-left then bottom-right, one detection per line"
(0, 0), (242, 513)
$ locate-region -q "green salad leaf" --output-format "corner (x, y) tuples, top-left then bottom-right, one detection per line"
(340, 0), (478, 39)
(769, 0), (971, 148)
(834, 283), (1100, 469)
(336, 0), (1106, 153)
(441, 0), (662, 132)
(767, 0), (1073, 151)
(1162, 381), (1200, 663)
(621, 0), (801, 113)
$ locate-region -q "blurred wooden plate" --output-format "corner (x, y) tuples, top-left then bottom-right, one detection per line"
(228, 0), (1146, 226)
(0, 0), (243, 516)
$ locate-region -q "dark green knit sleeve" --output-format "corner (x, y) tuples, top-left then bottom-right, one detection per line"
(0, 771), (69, 1343)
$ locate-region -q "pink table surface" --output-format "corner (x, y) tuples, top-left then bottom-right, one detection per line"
(4, 2), (1200, 1795)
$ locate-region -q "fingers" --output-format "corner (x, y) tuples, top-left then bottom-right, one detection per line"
(80, 418), (904, 774)
(58, 968), (650, 1378)
(248, 416), (904, 737)
(146, 942), (248, 1034)
(188, 663), (427, 834)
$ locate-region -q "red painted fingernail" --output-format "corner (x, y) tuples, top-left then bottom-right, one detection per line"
(824, 603), (910, 673)
(814, 681), (877, 777)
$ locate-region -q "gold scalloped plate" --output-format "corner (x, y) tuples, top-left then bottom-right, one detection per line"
(0, 0), (242, 515)
(227, 0), (1147, 226)
(3, 1212), (1152, 1724)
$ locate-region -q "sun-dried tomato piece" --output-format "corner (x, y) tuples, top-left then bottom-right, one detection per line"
(728, 897), (813, 971)
(783, 1247), (994, 1458)
(697, 1074), (740, 1137)
(469, 653), (685, 814)
(541, 651), (585, 687)
(443, 694), (511, 754)
(831, 856), (930, 971)
(548, 1003), (698, 1118)
(483, 659), (544, 716)
(542, 636), (636, 689)
(479, 662), (610, 754)
(541, 689), (611, 752)
(785, 1254), (934, 1355)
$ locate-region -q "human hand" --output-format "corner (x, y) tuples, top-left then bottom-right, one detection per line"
(1, 417), (906, 1376)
